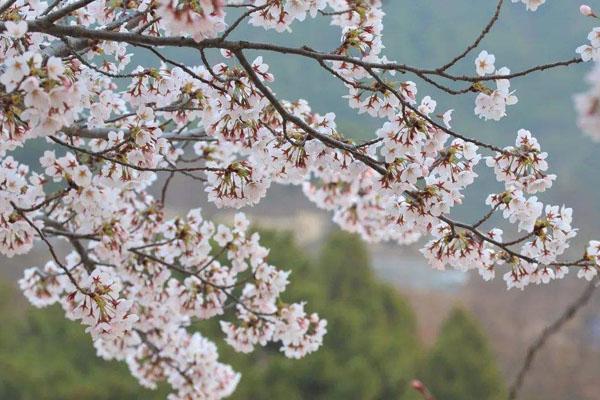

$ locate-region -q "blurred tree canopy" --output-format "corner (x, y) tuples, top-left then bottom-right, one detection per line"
(0, 230), (506, 399)
(421, 308), (507, 400)
(0, 282), (168, 400)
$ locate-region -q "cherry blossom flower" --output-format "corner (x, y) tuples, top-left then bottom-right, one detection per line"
(5, 20), (27, 38)
(512, 0), (546, 12)
(475, 50), (496, 76)
(581, 5), (595, 17)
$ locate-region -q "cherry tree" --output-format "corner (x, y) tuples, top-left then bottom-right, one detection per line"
(1, 0), (600, 398)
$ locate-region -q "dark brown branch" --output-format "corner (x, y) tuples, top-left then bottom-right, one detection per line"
(11, 202), (89, 294)
(218, 3), (268, 41)
(438, 0), (504, 72)
(160, 172), (175, 205)
(0, 0), (17, 15)
(62, 126), (207, 141)
(508, 280), (598, 399)
(472, 202), (500, 229)
(40, 0), (95, 23)
(50, 135), (221, 174)
(41, 0), (62, 16)
(17, 22), (582, 85)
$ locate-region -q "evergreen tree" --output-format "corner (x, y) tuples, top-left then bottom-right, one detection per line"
(421, 308), (507, 400)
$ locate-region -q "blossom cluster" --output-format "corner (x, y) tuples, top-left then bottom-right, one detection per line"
(0, 0), (599, 398)
(574, 8), (600, 140)
(511, 0), (546, 12)
(575, 63), (600, 141)
(473, 51), (518, 121)
(18, 204), (325, 398)
(0, 156), (44, 256)
(486, 129), (556, 194)
(577, 26), (600, 62)
(159, 0), (226, 41)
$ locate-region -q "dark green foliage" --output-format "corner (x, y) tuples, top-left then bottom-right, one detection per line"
(0, 282), (168, 400)
(421, 308), (507, 400)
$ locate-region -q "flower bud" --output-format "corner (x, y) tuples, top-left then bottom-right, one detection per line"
(411, 379), (425, 393)
(580, 4), (595, 17)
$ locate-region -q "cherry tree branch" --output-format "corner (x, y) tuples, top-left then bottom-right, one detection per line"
(11, 202), (90, 294)
(438, 0), (505, 72)
(12, 22), (582, 85)
(508, 280), (599, 399)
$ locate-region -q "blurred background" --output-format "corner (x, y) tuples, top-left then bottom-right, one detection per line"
(3, 1), (600, 399)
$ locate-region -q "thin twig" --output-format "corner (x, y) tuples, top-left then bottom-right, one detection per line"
(438, 0), (504, 72)
(508, 280), (598, 400)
